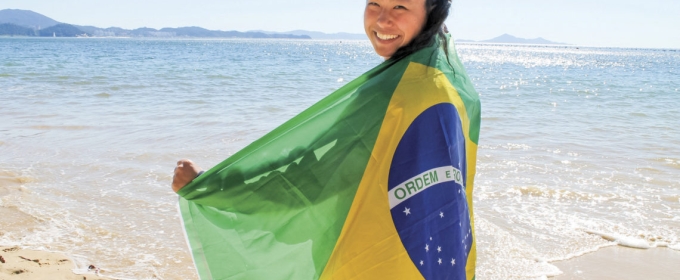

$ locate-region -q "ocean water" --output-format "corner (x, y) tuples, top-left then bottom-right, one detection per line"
(0, 37), (678, 279)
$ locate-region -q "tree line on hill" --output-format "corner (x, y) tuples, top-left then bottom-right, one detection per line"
(0, 23), (85, 37)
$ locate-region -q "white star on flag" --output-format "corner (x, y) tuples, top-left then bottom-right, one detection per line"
(425, 244), (429, 252)
(438, 258), (442, 265)
(437, 246), (442, 253)
(420, 260), (424, 266)
(403, 207), (411, 216)
(451, 258), (456, 266)
(439, 211), (444, 218)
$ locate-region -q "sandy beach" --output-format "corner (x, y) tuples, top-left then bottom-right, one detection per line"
(3, 244), (679, 280)
(0, 246), (111, 280)
(551, 245), (680, 279)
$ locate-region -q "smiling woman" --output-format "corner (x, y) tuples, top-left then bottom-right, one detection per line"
(365, 0), (452, 60)
(364, 0), (428, 58)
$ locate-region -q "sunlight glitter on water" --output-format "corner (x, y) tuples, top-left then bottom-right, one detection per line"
(1, 38), (679, 279)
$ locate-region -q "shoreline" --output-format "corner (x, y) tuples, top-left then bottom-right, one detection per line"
(4, 244), (679, 279)
(0, 246), (111, 280)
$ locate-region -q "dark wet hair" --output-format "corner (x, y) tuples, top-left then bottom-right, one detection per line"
(389, 0), (451, 61)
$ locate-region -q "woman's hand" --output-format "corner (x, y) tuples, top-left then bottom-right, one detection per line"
(172, 159), (202, 192)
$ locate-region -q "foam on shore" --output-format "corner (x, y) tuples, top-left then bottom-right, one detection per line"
(0, 246), (111, 280)
(584, 230), (653, 249)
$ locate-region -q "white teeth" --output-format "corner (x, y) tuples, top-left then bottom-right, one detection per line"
(376, 32), (398, 40)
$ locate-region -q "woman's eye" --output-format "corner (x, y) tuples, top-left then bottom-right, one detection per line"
(367, 2), (379, 7)
(394, 5), (407, 10)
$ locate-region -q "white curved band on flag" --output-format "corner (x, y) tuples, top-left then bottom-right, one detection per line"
(388, 166), (464, 209)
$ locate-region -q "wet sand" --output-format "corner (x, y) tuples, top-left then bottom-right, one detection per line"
(0, 246), (111, 280)
(551, 245), (680, 279)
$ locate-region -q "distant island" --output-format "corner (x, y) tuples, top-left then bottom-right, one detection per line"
(250, 30), (367, 40)
(456, 34), (567, 45)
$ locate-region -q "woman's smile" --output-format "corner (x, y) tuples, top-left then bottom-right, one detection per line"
(375, 32), (400, 41)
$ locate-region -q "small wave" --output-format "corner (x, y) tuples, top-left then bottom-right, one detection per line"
(29, 125), (92, 131)
(585, 230), (652, 249)
(0, 73), (11, 77)
(94, 93), (111, 98)
(0, 206), (41, 233)
(207, 74), (234, 80)
(648, 158), (680, 171)
(512, 186), (605, 201)
(635, 166), (663, 174)
(503, 143), (532, 150)
(263, 105), (284, 113)
(481, 117), (502, 121)
(0, 170), (36, 185)
(546, 243), (614, 264)
(629, 112), (647, 117)
(659, 195), (680, 203)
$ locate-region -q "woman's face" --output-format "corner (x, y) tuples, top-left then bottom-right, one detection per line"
(364, 0), (428, 59)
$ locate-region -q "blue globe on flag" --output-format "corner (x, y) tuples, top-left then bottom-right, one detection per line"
(388, 103), (473, 280)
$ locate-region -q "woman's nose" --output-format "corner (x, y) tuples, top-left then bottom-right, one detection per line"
(376, 9), (392, 27)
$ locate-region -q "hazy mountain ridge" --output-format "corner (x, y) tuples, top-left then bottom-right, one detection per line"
(0, 9), (310, 39)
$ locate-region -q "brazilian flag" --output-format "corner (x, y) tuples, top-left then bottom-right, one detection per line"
(178, 34), (481, 280)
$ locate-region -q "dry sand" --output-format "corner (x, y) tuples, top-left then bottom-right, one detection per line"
(551, 245), (680, 280)
(0, 246), (110, 280)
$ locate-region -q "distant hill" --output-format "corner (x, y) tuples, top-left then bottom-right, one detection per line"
(0, 9), (59, 29)
(0, 9), (311, 39)
(456, 34), (567, 45)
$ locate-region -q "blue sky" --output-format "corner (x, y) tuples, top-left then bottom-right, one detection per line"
(2, 0), (679, 48)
